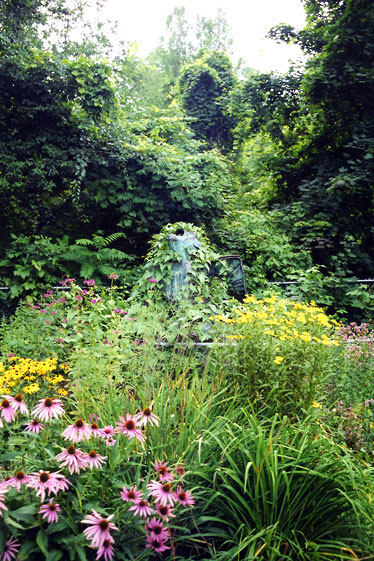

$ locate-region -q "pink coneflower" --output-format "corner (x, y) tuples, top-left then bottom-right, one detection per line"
(0, 490), (8, 516)
(24, 419), (44, 434)
(99, 425), (115, 438)
(147, 480), (177, 506)
(27, 470), (71, 502)
(155, 503), (175, 522)
(89, 422), (102, 438)
(55, 446), (89, 475)
(85, 450), (107, 470)
(145, 535), (170, 553)
(116, 414), (145, 442)
(175, 464), (185, 477)
(8, 393), (29, 414)
(0, 399), (16, 423)
(7, 470), (31, 492)
(82, 510), (118, 548)
(175, 486), (195, 507)
(62, 418), (91, 443)
(129, 498), (154, 518)
(2, 536), (20, 561)
(120, 485), (143, 502)
(39, 499), (61, 523)
(154, 461), (174, 482)
(96, 539), (115, 561)
(134, 407), (159, 427)
(32, 397), (64, 421)
(145, 518), (169, 541)
(0, 477), (11, 491)
(104, 437), (116, 447)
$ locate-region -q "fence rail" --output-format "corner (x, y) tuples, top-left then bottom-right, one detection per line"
(1, 279), (374, 319)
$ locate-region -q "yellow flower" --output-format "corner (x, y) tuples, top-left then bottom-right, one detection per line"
(57, 388), (69, 396)
(274, 356), (285, 365)
(312, 401), (322, 408)
(23, 383), (40, 394)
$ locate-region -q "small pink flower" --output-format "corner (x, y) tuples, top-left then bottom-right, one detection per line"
(8, 393), (29, 414)
(0, 490), (8, 517)
(89, 422), (102, 438)
(129, 498), (154, 518)
(155, 503), (175, 522)
(134, 407), (159, 427)
(104, 437), (116, 447)
(175, 486), (195, 507)
(7, 470), (31, 492)
(100, 425), (115, 438)
(2, 536), (20, 561)
(82, 510), (118, 548)
(24, 419), (44, 433)
(114, 308), (127, 315)
(32, 397), (64, 421)
(39, 499), (61, 523)
(55, 445), (89, 475)
(116, 414), (145, 442)
(27, 470), (71, 502)
(85, 450), (107, 470)
(154, 461), (174, 482)
(145, 518), (169, 541)
(62, 418), (91, 443)
(147, 480), (177, 506)
(120, 485), (143, 502)
(0, 398), (16, 423)
(145, 535), (170, 553)
(83, 279), (95, 286)
(147, 278), (158, 283)
(96, 539), (115, 561)
(108, 273), (119, 280)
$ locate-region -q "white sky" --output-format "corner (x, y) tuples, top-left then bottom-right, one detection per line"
(86, 0), (307, 73)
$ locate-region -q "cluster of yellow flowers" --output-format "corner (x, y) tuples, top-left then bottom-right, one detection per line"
(0, 356), (70, 396)
(214, 294), (340, 347)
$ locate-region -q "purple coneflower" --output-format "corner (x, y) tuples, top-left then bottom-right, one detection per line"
(175, 486), (195, 507)
(7, 470), (31, 492)
(147, 480), (177, 506)
(99, 425), (115, 438)
(0, 490), (8, 516)
(32, 397), (64, 421)
(0, 399), (16, 423)
(82, 510), (118, 548)
(104, 437), (116, 447)
(175, 464), (185, 477)
(145, 535), (170, 553)
(24, 419), (44, 434)
(39, 499), (61, 523)
(2, 536), (20, 561)
(89, 421), (102, 438)
(55, 445), (89, 475)
(155, 503), (175, 522)
(120, 485), (143, 502)
(134, 407), (159, 427)
(8, 393), (29, 414)
(145, 518), (169, 541)
(62, 418), (91, 443)
(86, 450), (107, 470)
(154, 461), (174, 482)
(129, 498), (154, 518)
(27, 470), (71, 502)
(96, 538), (115, 561)
(116, 414), (145, 442)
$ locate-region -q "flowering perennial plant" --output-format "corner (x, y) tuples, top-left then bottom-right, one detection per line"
(0, 392), (195, 560)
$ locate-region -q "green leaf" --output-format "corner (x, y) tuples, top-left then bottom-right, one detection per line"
(36, 529), (49, 556)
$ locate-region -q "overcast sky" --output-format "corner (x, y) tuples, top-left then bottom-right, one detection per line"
(85, 0), (307, 73)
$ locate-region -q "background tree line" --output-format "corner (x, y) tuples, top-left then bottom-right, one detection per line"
(1, 0), (374, 317)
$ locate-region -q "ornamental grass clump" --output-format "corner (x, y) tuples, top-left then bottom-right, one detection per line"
(192, 412), (374, 560)
(213, 294), (341, 416)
